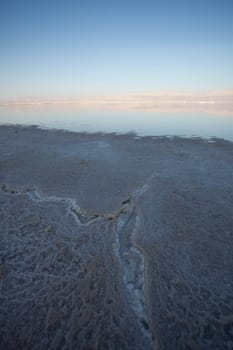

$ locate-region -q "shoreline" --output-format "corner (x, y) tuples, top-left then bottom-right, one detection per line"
(0, 124), (233, 349)
(2, 121), (233, 142)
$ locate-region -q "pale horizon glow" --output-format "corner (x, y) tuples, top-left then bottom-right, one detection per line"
(1, 90), (233, 115)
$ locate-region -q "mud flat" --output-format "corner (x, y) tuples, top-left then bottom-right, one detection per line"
(0, 125), (233, 350)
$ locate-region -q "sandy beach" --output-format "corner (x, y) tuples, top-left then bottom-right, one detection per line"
(0, 125), (233, 349)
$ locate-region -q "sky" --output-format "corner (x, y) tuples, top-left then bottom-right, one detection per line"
(1, 0), (233, 100)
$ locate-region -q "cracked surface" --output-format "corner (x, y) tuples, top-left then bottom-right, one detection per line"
(0, 188), (152, 350)
(0, 125), (233, 349)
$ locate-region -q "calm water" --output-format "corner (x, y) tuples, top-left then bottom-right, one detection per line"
(0, 108), (233, 141)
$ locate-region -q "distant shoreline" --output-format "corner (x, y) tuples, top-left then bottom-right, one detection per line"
(1, 90), (233, 115)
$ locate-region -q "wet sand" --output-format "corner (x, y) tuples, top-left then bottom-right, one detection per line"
(0, 125), (233, 349)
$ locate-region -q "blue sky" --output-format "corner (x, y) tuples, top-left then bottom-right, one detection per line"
(1, 0), (233, 99)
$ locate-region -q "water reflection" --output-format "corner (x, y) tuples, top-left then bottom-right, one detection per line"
(0, 105), (233, 141)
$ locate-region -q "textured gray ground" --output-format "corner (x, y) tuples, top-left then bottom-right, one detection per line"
(0, 125), (233, 350)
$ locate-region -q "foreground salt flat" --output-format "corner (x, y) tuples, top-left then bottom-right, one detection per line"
(0, 125), (233, 350)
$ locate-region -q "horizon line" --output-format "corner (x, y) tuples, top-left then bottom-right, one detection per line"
(1, 89), (233, 103)
(1, 90), (233, 116)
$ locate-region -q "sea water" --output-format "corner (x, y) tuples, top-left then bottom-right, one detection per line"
(0, 107), (233, 141)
